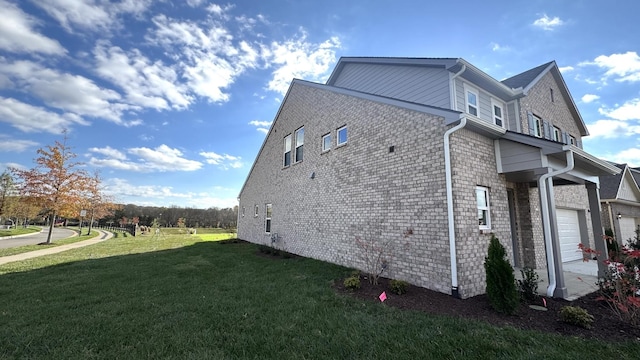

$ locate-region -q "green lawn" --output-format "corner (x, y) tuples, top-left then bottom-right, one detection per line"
(0, 235), (637, 359)
(0, 226), (41, 237)
(0, 229), (102, 258)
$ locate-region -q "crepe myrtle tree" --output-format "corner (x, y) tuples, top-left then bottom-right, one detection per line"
(11, 132), (92, 244)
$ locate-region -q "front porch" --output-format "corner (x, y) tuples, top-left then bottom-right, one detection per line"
(515, 259), (599, 301)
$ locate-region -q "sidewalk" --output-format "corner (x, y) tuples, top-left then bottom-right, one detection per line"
(0, 229), (114, 266)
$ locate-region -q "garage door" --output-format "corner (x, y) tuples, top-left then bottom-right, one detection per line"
(619, 217), (639, 244)
(556, 209), (582, 262)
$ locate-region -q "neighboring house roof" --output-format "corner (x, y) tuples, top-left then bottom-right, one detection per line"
(599, 163), (640, 201)
(599, 163), (627, 199)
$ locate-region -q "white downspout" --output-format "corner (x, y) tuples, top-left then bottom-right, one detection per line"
(444, 117), (467, 298)
(539, 150), (574, 297)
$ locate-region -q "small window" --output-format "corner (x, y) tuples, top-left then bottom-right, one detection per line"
(294, 127), (304, 163)
(242, 207), (245, 217)
(322, 133), (331, 152)
(254, 205), (259, 217)
(569, 135), (576, 145)
(476, 186), (491, 230)
(337, 126), (348, 146)
(553, 126), (561, 142)
(550, 88), (554, 103)
(265, 203), (272, 233)
(283, 134), (292, 167)
(492, 100), (504, 127)
(466, 89), (478, 117)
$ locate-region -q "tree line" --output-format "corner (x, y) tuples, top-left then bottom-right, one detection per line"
(0, 133), (237, 243)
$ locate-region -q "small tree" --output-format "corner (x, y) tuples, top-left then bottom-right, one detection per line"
(484, 235), (519, 314)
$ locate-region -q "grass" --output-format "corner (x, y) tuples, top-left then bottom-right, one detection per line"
(0, 226), (41, 237)
(0, 229), (101, 258)
(0, 235), (638, 359)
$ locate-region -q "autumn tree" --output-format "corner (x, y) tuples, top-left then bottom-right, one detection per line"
(0, 171), (15, 221)
(11, 134), (92, 244)
(73, 172), (119, 235)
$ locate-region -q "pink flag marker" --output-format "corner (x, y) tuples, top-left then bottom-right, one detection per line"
(379, 291), (387, 302)
(542, 298), (547, 308)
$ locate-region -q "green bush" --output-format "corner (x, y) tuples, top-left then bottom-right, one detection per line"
(517, 267), (540, 302)
(559, 306), (594, 329)
(484, 235), (519, 314)
(343, 276), (361, 290)
(389, 279), (408, 295)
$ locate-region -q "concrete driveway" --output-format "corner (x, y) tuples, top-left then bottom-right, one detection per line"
(0, 228), (76, 249)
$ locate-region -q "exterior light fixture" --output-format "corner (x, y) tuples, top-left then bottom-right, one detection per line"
(617, 212), (622, 219)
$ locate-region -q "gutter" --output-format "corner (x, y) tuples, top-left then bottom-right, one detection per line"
(444, 117), (467, 298)
(538, 150), (574, 297)
(449, 64), (466, 109)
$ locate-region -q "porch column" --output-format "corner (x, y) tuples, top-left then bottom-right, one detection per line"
(545, 178), (568, 298)
(586, 182), (607, 278)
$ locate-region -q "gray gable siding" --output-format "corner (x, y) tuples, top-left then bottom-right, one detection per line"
(455, 78), (507, 129)
(330, 63), (451, 108)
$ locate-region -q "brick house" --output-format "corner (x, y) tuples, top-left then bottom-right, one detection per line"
(237, 57), (620, 299)
(599, 164), (640, 244)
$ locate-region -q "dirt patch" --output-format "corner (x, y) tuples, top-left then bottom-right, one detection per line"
(335, 276), (640, 343)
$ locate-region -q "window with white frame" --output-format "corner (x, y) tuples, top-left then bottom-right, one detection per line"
(532, 115), (542, 138)
(283, 134), (292, 167)
(553, 126), (561, 142)
(294, 127), (304, 162)
(254, 205), (259, 217)
(569, 135), (576, 145)
(337, 126), (348, 146)
(265, 203), (272, 233)
(466, 88), (479, 117)
(241, 207), (245, 217)
(322, 133), (331, 152)
(476, 186), (491, 230)
(492, 100), (504, 127)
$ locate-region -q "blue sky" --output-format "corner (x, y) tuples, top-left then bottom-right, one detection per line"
(1, 0), (639, 209)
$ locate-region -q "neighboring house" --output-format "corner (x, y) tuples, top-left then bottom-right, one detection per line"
(237, 57), (620, 299)
(599, 164), (640, 244)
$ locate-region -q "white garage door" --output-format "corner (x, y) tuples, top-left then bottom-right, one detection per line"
(556, 208), (582, 262)
(619, 217), (639, 244)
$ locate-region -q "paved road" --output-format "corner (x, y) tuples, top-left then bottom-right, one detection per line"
(0, 228), (77, 249)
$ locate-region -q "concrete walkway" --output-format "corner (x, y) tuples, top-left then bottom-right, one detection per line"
(515, 260), (600, 301)
(0, 229), (113, 266)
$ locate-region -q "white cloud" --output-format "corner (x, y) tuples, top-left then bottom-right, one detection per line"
(248, 120), (271, 134)
(559, 66), (574, 73)
(0, 0), (66, 55)
(581, 94), (600, 103)
(266, 34), (341, 95)
(0, 59), (128, 123)
(607, 148), (640, 167)
(583, 52), (640, 83)
(33, 0), (151, 33)
(200, 151), (244, 169)
(89, 144), (203, 172)
(533, 14), (564, 31)
(599, 98), (640, 121)
(93, 42), (193, 110)
(490, 42), (509, 52)
(0, 97), (87, 133)
(585, 119), (640, 139)
(0, 136), (38, 152)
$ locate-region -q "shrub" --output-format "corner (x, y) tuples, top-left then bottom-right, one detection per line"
(484, 235), (519, 314)
(559, 306), (594, 329)
(517, 267), (540, 302)
(343, 276), (361, 290)
(389, 279), (408, 295)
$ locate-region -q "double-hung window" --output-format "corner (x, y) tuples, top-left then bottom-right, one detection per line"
(553, 126), (561, 142)
(283, 134), (292, 167)
(322, 133), (331, 152)
(476, 186), (491, 230)
(466, 88), (479, 117)
(254, 205), (259, 217)
(492, 100), (504, 127)
(337, 126), (348, 146)
(294, 127), (304, 162)
(532, 115), (542, 138)
(265, 204), (272, 233)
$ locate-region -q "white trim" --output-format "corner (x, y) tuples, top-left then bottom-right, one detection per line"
(476, 186), (491, 230)
(553, 126), (561, 142)
(283, 134), (292, 167)
(294, 127), (304, 163)
(533, 114), (543, 138)
(337, 126), (348, 146)
(264, 203), (272, 234)
(491, 98), (505, 128)
(321, 133), (331, 152)
(464, 84), (479, 117)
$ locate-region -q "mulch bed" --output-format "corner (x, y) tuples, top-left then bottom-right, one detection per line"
(335, 276), (640, 343)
